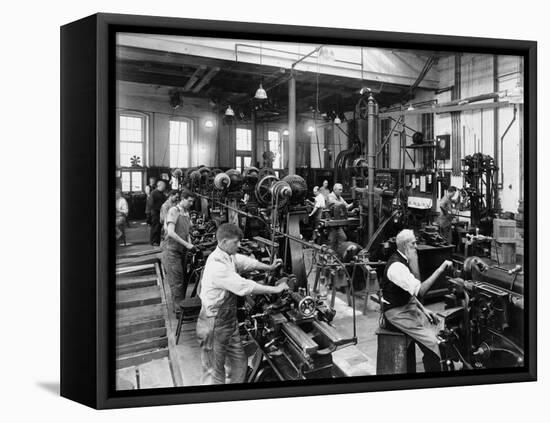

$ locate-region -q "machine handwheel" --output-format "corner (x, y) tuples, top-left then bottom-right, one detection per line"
(255, 175), (279, 206)
(298, 296), (316, 317)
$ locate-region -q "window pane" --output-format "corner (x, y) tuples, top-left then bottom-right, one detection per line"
(119, 114), (145, 167)
(121, 172), (131, 192)
(244, 156), (252, 167)
(131, 171), (143, 192)
(169, 120), (189, 167)
(120, 116), (143, 142)
(236, 128), (251, 151)
(268, 131), (282, 169)
(170, 145), (187, 168)
(120, 142), (143, 167)
(170, 120), (188, 146)
(268, 131), (279, 142)
(236, 156), (241, 172)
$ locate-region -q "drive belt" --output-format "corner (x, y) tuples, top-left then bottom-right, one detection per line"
(287, 213), (307, 288)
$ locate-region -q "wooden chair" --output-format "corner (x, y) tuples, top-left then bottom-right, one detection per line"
(175, 268), (204, 345)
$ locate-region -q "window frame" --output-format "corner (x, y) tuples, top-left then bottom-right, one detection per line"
(169, 116), (193, 169)
(267, 129), (283, 170)
(117, 110), (148, 194)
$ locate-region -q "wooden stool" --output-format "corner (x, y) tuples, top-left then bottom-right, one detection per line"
(376, 327), (416, 375)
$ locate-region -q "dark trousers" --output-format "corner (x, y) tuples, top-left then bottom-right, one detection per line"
(417, 342), (442, 372)
(150, 210), (161, 245)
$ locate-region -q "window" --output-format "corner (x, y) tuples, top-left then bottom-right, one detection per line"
(169, 119), (190, 168)
(235, 127), (252, 173)
(121, 171), (143, 193)
(268, 130), (283, 169)
(119, 114), (145, 167)
(236, 156), (252, 173)
(236, 128), (252, 151)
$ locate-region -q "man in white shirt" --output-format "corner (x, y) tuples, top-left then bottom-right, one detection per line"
(309, 186), (326, 243)
(326, 183), (356, 249)
(309, 186), (326, 219)
(326, 183), (354, 210)
(196, 223), (289, 385)
(381, 229), (453, 372)
(115, 188), (128, 240)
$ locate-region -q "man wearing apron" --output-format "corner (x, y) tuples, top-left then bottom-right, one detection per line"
(162, 190), (196, 309)
(381, 229), (453, 372)
(197, 223), (289, 385)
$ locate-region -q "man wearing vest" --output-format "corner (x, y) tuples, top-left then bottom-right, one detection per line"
(381, 229), (453, 372)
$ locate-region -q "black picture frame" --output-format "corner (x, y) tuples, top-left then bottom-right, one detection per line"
(61, 12), (537, 409)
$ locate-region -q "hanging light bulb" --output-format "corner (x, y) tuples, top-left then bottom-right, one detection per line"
(225, 105), (235, 116)
(307, 125), (315, 133)
(255, 83), (267, 100)
(283, 129), (289, 136)
(407, 104), (415, 111)
(204, 120), (214, 128)
(334, 116), (342, 125)
(254, 41), (268, 100)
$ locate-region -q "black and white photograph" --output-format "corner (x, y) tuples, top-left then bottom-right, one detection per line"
(3, 0), (548, 418)
(113, 31), (529, 389)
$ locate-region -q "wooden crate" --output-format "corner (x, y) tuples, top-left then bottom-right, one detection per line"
(491, 241), (516, 265)
(493, 219), (517, 243)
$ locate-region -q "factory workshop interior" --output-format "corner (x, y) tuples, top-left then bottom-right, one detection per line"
(114, 33), (525, 390)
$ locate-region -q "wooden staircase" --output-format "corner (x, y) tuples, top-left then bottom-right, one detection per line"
(115, 261), (177, 389)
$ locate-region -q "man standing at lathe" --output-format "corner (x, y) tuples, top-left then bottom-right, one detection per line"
(197, 223), (289, 385)
(381, 229), (453, 372)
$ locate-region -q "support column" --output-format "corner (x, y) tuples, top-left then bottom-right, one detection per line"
(288, 72), (296, 174)
(251, 110), (257, 168)
(367, 93), (377, 240)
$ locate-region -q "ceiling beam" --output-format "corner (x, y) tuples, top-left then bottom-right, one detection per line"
(117, 35), (440, 89)
(192, 67), (220, 93)
(183, 65), (207, 91)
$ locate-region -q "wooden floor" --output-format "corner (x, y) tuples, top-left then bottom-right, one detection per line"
(115, 222), (182, 390)
(114, 220), (443, 389)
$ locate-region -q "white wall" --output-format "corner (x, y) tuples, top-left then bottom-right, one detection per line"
(390, 54), (523, 213)
(441, 54), (522, 212)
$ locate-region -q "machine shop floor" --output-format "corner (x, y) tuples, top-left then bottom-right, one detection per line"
(117, 221), (445, 386)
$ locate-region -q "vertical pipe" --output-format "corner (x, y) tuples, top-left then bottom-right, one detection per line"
(288, 72), (297, 174)
(367, 93), (377, 240)
(251, 110), (257, 168)
(493, 55), (500, 195)
(518, 57), (524, 203)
